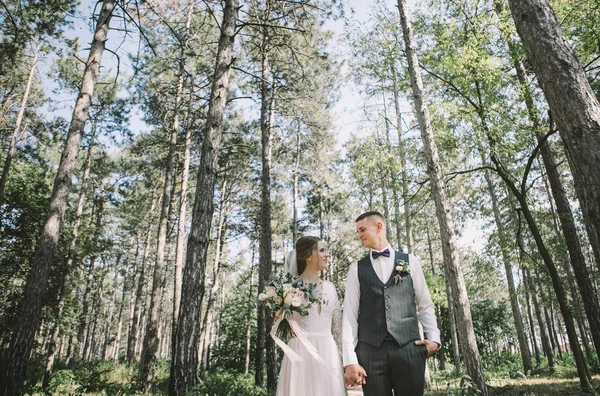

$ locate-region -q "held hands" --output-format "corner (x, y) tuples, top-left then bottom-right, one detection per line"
(414, 339), (440, 357)
(344, 364), (367, 388)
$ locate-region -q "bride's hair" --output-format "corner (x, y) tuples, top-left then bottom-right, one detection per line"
(295, 236), (320, 275)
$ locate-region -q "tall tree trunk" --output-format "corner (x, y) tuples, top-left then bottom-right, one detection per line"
(172, 114), (191, 341)
(502, 162), (591, 390)
(537, 132), (600, 358)
(496, 0), (600, 359)
(479, 150), (532, 374)
(381, 95), (393, 241)
(127, 194), (157, 367)
(0, 2), (114, 391)
(112, 255), (130, 361)
(85, 243), (109, 360)
(521, 265), (541, 364)
(396, 1), (486, 393)
(0, 41), (40, 204)
(506, 0), (600, 273)
(255, 37), (278, 388)
(426, 225), (435, 275)
(255, 14), (273, 385)
(293, 128), (300, 243)
(198, 176), (228, 378)
(44, 124), (97, 384)
(244, 256), (256, 375)
(545, 299), (563, 360)
(445, 274), (461, 371)
(392, 67), (413, 253)
(169, 0), (238, 393)
(525, 267), (554, 366)
(139, 31), (185, 388)
(79, 189), (106, 362)
(102, 253), (122, 360)
(168, 2), (194, 379)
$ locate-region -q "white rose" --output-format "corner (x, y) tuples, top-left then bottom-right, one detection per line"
(283, 292), (294, 306)
(265, 286), (277, 298)
(283, 283), (293, 291)
(291, 296), (303, 307)
(258, 293), (268, 301)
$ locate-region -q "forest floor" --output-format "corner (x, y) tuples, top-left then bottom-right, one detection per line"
(346, 375), (600, 395)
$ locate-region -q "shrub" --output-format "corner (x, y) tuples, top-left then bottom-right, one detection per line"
(46, 370), (78, 395)
(190, 370), (269, 396)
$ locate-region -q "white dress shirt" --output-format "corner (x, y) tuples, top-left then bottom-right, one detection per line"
(341, 245), (441, 366)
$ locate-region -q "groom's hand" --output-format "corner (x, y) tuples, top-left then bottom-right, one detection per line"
(344, 364), (367, 387)
(415, 339), (439, 357)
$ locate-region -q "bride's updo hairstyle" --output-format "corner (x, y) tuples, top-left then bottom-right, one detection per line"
(295, 236), (320, 275)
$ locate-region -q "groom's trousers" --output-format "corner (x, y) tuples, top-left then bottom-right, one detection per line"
(356, 339), (428, 396)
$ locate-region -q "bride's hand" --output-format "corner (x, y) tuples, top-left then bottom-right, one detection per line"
(344, 364), (367, 387)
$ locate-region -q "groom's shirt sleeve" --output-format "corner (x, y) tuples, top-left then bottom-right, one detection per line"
(342, 262), (360, 366)
(411, 254), (441, 345)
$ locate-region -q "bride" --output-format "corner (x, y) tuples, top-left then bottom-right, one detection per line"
(276, 236), (346, 396)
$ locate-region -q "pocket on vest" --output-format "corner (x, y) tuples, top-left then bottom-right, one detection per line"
(389, 316), (420, 346)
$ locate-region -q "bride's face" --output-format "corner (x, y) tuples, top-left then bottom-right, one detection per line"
(308, 241), (328, 271)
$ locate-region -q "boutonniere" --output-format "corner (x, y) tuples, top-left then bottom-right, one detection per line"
(394, 258), (410, 284)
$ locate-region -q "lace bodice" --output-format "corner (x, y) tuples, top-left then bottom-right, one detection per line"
(291, 281), (342, 342)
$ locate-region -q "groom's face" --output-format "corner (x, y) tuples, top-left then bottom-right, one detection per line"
(355, 217), (380, 248)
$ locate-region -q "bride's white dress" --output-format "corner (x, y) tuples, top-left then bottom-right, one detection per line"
(276, 280), (346, 396)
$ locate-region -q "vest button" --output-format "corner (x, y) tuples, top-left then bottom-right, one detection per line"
(386, 317), (390, 321)
(386, 306), (390, 310)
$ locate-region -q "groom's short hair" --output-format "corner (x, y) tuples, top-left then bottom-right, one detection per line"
(356, 211), (386, 224)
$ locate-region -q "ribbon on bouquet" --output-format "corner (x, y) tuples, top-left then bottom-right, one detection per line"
(270, 317), (303, 364)
(270, 316), (340, 376)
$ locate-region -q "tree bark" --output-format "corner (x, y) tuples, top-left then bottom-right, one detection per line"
(506, 0), (600, 274)
(127, 194), (157, 367)
(139, 18), (186, 386)
(168, 0), (238, 393)
(496, 0), (600, 359)
(112, 255), (130, 361)
(79, 188), (106, 362)
(396, 1), (487, 393)
(521, 266), (541, 364)
(256, 39), (278, 389)
(293, 128), (300, 243)
(479, 150), (532, 374)
(392, 67), (413, 253)
(171, 116), (190, 343)
(0, 2), (114, 391)
(168, 2), (194, 381)
(381, 96), (393, 241)
(445, 273), (461, 371)
(102, 254), (121, 360)
(44, 123), (97, 384)
(255, 13), (274, 386)
(498, 159), (591, 391)
(244, 256), (256, 375)
(0, 41), (39, 204)
(199, 176), (228, 378)
(525, 267), (554, 366)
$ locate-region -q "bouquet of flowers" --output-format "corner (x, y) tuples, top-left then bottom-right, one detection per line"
(258, 272), (321, 340)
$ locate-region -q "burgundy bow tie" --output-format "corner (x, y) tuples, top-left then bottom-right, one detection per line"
(372, 249), (390, 259)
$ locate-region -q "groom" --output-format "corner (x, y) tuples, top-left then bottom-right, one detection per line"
(342, 211), (441, 396)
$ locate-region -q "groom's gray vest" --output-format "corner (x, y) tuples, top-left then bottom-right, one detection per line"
(357, 251), (420, 348)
